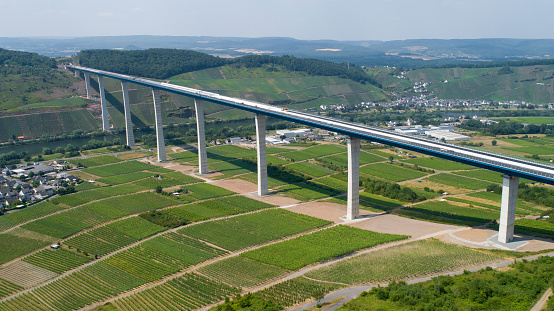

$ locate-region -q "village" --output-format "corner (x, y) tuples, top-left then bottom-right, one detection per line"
(0, 161), (79, 212)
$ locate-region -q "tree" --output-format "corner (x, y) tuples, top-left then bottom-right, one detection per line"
(491, 140), (497, 146)
(389, 156), (394, 163)
(155, 185), (163, 194)
(42, 147), (52, 155)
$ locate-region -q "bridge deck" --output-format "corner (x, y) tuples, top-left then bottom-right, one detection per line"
(68, 65), (554, 185)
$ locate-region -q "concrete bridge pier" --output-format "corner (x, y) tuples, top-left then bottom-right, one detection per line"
(98, 76), (110, 131)
(74, 69), (80, 78)
(194, 99), (209, 174)
(346, 137), (361, 220)
(84, 72), (92, 99)
(255, 114), (269, 196)
(152, 89), (167, 162)
(121, 82), (135, 147)
(499, 175), (519, 243)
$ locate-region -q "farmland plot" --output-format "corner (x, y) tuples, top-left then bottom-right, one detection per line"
(22, 248), (92, 274)
(306, 239), (501, 284)
(0, 202), (65, 232)
(360, 163), (429, 182)
(256, 277), (345, 308)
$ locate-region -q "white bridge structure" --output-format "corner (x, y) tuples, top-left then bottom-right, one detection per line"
(68, 65), (554, 244)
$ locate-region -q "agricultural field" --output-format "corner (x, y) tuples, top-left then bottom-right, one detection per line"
(0, 278), (22, 300)
(23, 192), (179, 239)
(395, 200), (499, 226)
(237, 172), (289, 187)
(360, 163), (429, 182)
(279, 181), (341, 201)
(424, 173), (493, 190)
(64, 217), (166, 256)
(287, 161), (335, 177)
(513, 219), (554, 239)
(132, 171), (202, 189)
(401, 157), (475, 171)
(466, 191), (544, 214)
(50, 183), (146, 207)
(96, 171), (155, 185)
(165, 195), (274, 224)
(198, 256), (289, 288)
(311, 175), (349, 193)
(179, 209), (330, 251)
(0, 229), (55, 265)
(183, 183), (235, 200)
(318, 151), (384, 168)
(281, 144), (346, 161)
(306, 239), (501, 284)
(328, 192), (405, 212)
(0, 201), (65, 232)
(69, 155), (123, 168)
(242, 225), (407, 270)
(209, 160), (257, 179)
(256, 277), (346, 308)
(112, 273), (240, 311)
(22, 248), (92, 274)
(82, 161), (165, 177)
(452, 169), (506, 183)
(207, 145), (257, 160)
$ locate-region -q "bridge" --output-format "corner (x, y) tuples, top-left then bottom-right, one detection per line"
(67, 65), (554, 244)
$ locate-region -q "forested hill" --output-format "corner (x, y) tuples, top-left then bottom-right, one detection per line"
(77, 49), (381, 87)
(0, 48), (56, 68)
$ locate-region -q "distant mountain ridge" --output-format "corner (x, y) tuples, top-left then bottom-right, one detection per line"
(2, 36), (554, 67)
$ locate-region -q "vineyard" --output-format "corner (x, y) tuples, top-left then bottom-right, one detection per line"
(401, 157), (474, 170)
(281, 144), (345, 161)
(112, 273), (240, 311)
(242, 225), (407, 270)
(96, 171), (155, 185)
(514, 219), (554, 239)
(424, 173), (493, 190)
(306, 239), (501, 284)
(64, 217), (166, 256)
(287, 161), (335, 177)
(279, 181), (341, 201)
(197, 256), (289, 288)
(69, 155), (123, 168)
(183, 183), (235, 200)
(396, 200), (499, 226)
(255, 277), (345, 308)
(0, 201), (65, 232)
(360, 163), (429, 182)
(132, 171), (202, 189)
(50, 183), (144, 207)
(82, 161), (167, 177)
(318, 150), (384, 168)
(0, 279), (21, 300)
(179, 209), (331, 251)
(22, 248), (92, 274)
(165, 195), (274, 223)
(328, 191), (404, 212)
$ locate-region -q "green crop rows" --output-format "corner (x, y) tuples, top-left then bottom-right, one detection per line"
(514, 219), (554, 239)
(360, 163), (429, 182)
(306, 239), (501, 284)
(112, 273), (240, 311)
(282, 144), (346, 161)
(166, 196), (274, 223)
(425, 173), (493, 190)
(397, 200), (499, 226)
(0, 202), (65, 232)
(183, 183), (235, 200)
(256, 277), (345, 308)
(96, 171), (155, 185)
(64, 217), (166, 256)
(23, 192), (178, 239)
(0, 231), (54, 265)
(50, 183), (144, 207)
(243, 225), (407, 270)
(209, 160), (256, 179)
(69, 155), (123, 168)
(328, 192), (404, 212)
(179, 209), (330, 251)
(287, 161), (335, 177)
(22, 248), (92, 274)
(0, 278), (22, 300)
(198, 256), (288, 288)
(401, 157), (474, 171)
(133, 171), (202, 189)
(279, 181), (341, 201)
(82, 161), (161, 177)
(319, 151), (384, 168)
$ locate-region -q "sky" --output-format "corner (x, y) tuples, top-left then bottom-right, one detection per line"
(1, 0), (553, 41)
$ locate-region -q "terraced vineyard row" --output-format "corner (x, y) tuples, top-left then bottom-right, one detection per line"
(112, 273), (240, 311)
(306, 239), (502, 284)
(22, 248), (92, 274)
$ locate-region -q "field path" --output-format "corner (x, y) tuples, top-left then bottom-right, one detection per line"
(530, 287), (552, 311)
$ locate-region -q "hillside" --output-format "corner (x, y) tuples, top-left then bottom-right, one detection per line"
(372, 61), (554, 103)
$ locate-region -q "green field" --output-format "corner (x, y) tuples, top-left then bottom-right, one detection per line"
(319, 151), (384, 168)
(0, 201), (65, 232)
(198, 256), (288, 288)
(493, 117), (554, 125)
(82, 161), (163, 177)
(69, 155), (123, 168)
(360, 163), (429, 182)
(287, 161), (335, 177)
(279, 181), (341, 201)
(328, 192), (405, 212)
(179, 209), (330, 251)
(96, 171), (155, 185)
(424, 173), (493, 190)
(306, 239), (501, 284)
(242, 225), (407, 270)
(22, 248), (92, 274)
(395, 200), (499, 226)
(401, 157), (475, 170)
(281, 144), (346, 161)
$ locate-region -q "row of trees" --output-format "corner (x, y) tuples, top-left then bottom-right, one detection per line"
(77, 49), (382, 87)
(462, 119), (554, 136)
